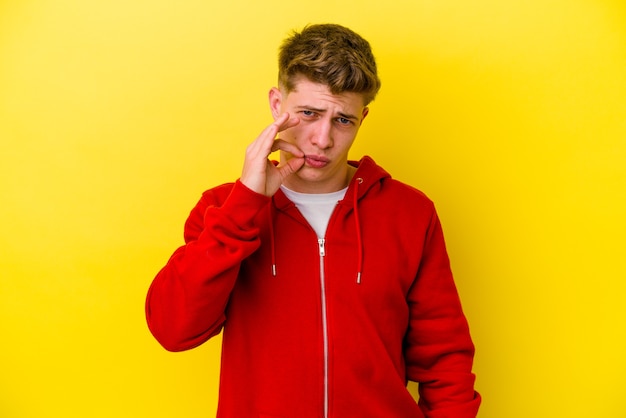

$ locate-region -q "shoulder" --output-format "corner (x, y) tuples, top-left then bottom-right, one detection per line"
(199, 182), (237, 206)
(184, 182), (236, 229)
(383, 177), (432, 203)
(356, 156), (437, 215)
(356, 156), (434, 205)
(377, 177), (437, 219)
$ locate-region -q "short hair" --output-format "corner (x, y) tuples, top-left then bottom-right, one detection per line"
(278, 24), (381, 105)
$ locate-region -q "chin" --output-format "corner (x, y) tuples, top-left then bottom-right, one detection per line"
(291, 169), (326, 184)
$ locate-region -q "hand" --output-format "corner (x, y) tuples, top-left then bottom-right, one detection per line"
(241, 113), (305, 196)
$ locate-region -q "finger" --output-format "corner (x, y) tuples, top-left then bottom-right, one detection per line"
(260, 112), (295, 147)
(276, 114), (300, 132)
(247, 114), (290, 156)
(277, 156), (305, 180)
(258, 113), (296, 147)
(271, 112), (291, 132)
(271, 138), (304, 157)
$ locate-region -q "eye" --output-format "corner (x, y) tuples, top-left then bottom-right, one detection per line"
(337, 117), (352, 125)
(301, 110), (316, 118)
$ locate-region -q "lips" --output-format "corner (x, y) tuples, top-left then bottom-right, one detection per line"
(304, 155), (330, 168)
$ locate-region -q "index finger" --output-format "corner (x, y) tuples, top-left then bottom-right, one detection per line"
(249, 113), (293, 155)
(271, 138), (304, 157)
(275, 112), (300, 133)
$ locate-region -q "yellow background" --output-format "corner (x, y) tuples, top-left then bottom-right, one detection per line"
(1, 0), (625, 416)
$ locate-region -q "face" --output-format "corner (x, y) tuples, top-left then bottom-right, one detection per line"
(269, 77), (369, 193)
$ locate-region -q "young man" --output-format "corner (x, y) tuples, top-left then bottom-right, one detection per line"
(146, 24), (481, 417)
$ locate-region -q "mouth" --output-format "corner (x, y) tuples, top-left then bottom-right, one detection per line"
(304, 155), (330, 168)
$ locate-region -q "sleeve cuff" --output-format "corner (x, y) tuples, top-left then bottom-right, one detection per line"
(212, 180), (271, 229)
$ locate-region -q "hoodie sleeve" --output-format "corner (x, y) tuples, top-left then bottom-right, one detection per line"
(145, 180), (270, 352)
(405, 207), (481, 417)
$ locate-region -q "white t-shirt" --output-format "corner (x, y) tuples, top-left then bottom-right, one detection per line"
(280, 185), (348, 239)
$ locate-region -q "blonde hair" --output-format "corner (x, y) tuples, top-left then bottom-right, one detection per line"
(278, 24), (381, 105)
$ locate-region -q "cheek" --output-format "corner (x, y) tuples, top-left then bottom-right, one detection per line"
(335, 131), (358, 148)
(283, 125), (307, 143)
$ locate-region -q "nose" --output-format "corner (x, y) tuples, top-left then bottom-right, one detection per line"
(310, 120), (333, 149)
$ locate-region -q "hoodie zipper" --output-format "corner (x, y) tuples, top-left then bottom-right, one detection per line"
(318, 238), (329, 418)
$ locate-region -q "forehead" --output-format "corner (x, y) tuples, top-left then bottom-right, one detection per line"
(285, 77), (367, 108)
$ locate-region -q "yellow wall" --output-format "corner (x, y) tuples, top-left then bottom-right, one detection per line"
(1, 0), (624, 416)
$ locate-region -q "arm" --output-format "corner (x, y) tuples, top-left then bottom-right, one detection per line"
(406, 208), (481, 417)
(145, 112), (305, 352)
(145, 181), (269, 351)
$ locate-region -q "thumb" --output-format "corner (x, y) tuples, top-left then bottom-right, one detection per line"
(278, 156), (305, 181)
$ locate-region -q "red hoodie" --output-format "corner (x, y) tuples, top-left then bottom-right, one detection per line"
(146, 156), (480, 417)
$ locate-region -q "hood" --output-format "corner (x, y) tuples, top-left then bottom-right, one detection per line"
(269, 155), (391, 283)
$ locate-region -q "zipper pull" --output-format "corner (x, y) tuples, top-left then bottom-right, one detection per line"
(318, 238), (326, 256)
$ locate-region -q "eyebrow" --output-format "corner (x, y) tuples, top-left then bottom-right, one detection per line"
(295, 106), (359, 121)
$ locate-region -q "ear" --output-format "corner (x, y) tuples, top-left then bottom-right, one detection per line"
(268, 87), (283, 120)
(359, 107), (369, 126)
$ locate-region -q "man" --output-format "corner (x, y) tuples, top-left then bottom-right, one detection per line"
(146, 23), (481, 417)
